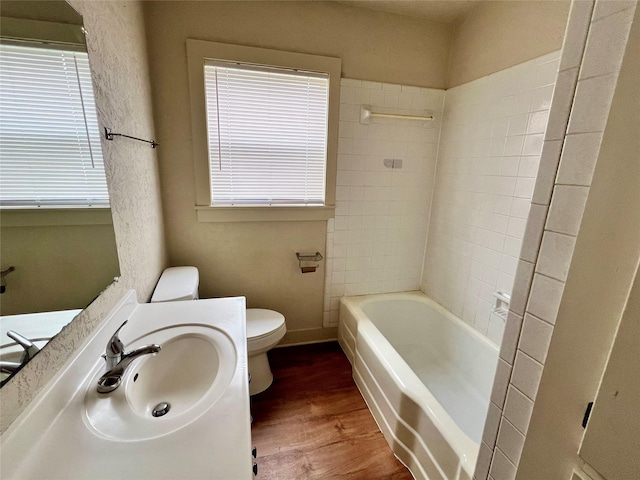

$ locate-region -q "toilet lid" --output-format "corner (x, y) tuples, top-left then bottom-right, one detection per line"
(246, 309), (285, 340)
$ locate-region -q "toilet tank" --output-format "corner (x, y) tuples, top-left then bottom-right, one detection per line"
(150, 266), (199, 302)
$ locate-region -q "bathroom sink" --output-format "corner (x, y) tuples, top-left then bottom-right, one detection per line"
(84, 324), (237, 441)
(2, 293), (252, 479)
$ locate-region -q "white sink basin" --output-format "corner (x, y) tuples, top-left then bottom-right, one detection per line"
(1, 293), (252, 480)
(84, 324), (237, 441)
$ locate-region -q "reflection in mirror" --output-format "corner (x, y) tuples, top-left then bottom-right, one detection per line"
(0, 1), (120, 385)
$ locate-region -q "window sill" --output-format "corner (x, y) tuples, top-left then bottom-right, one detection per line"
(0, 208), (113, 227)
(196, 205), (335, 223)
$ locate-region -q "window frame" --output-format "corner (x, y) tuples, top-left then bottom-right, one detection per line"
(186, 39), (341, 222)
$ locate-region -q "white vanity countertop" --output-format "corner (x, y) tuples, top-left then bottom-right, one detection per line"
(0, 291), (253, 480)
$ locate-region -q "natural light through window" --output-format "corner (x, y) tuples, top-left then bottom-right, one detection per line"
(0, 43), (107, 208)
(204, 61), (329, 206)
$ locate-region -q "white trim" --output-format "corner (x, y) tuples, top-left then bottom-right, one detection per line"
(196, 205), (335, 223)
(186, 39), (341, 221)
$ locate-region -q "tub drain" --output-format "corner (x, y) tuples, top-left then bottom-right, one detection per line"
(152, 402), (171, 417)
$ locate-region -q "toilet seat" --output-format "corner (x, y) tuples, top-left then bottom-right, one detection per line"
(246, 309), (286, 353)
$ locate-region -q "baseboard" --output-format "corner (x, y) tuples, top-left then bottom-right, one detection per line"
(277, 327), (338, 346)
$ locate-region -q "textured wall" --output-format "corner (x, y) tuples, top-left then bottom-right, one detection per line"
(448, 0), (570, 87)
(0, 0), (167, 433)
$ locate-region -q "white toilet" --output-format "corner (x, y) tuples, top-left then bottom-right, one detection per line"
(151, 266), (286, 395)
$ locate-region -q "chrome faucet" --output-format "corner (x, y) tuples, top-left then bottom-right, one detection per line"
(0, 330), (41, 374)
(97, 320), (161, 393)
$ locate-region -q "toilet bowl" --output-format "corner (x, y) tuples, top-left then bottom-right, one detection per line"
(151, 267), (286, 396)
(246, 309), (286, 395)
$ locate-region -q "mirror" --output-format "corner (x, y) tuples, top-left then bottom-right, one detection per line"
(0, 1), (120, 385)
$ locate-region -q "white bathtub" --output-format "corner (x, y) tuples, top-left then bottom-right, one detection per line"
(339, 292), (498, 480)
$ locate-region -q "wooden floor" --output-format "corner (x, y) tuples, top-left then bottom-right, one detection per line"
(250, 342), (413, 480)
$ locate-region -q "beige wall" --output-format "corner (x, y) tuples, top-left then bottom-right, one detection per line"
(0, 0), (167, 432)
(0, 0), (83, 25)
(0, 220), (119, 315)
(448, 0), (571, 87)
(145, 1), (451, 89)
(517, 6), (640, 478)
(143, 1), (452, 342)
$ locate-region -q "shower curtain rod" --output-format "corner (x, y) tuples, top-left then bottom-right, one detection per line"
(369, 111), (433, 121)
(359, 105), (434, 124)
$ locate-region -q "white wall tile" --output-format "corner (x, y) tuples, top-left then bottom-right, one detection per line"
(421, 52), (560, 340)
(522, 134), (544, 156)
(491, 359), (513, 408)
(517, 157), (540, 178)
(530, 85), (554, 112)
(559, 0), (594, 72)
(509, 260), (535, 316)
(531, 140), (563, 205)
(536, 231), (576, 282)
(546, 185), (589, 236)
(506, 217), (526, 237)
(475, 443), (494, 480)
(503, 385), (534, 435)
(496, 418), (525, 465)
(500, 312), (523, 365)
(527, 273), (564, 324)
(514, 177), (536, 198)
(483, 402), (503, 446)
(580, 7), (635, 79)
(341, 78), (362, 87)
(592, 0), (636, 20)
(545, 68), (579, 141)
(519, 313), (554, 364)
(504, 136), (524, 156)
(490, 448), (517, 480)
(528, 112), (549, 138)
(534, 58), (560, 88)
(487, 312), (506, 345)
(511, 351), (544, 400)
(486, 4), (636, 478)
(556, 132), (603, 186)
(567, 74), (618, 134)
(324, 78), (442, 326)
(519, 204), (547, 263)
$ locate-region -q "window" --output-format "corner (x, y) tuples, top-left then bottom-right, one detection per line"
(187, 40), (341, 222)
(0, 43), (108, 208)
(205, 62), (328, 206)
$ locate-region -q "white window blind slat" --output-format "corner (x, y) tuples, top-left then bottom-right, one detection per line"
(0, 43), (108, 207)
(204, 61), (329, 206)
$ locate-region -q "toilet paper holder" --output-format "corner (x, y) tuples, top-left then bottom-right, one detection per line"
(296, 252), (323, 273)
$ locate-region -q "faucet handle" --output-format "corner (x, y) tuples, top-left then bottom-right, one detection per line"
(105, 320), (128, 368)
(7, 330), (40, 362)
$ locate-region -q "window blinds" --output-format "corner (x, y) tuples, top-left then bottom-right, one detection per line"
(204, 61), (329, 206)
(0, 43), (108, 207)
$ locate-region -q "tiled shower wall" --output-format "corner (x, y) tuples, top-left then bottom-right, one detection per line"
(478, 1), (639, 478)
(421, 52), (560, 343)
(323, 79), (444, 328)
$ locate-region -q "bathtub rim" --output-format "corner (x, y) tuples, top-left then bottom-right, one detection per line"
(342, 290), (500, 351)
(340, 290), (499, 478)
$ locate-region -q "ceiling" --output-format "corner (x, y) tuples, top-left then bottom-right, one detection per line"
(332, 0), (479, 23)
